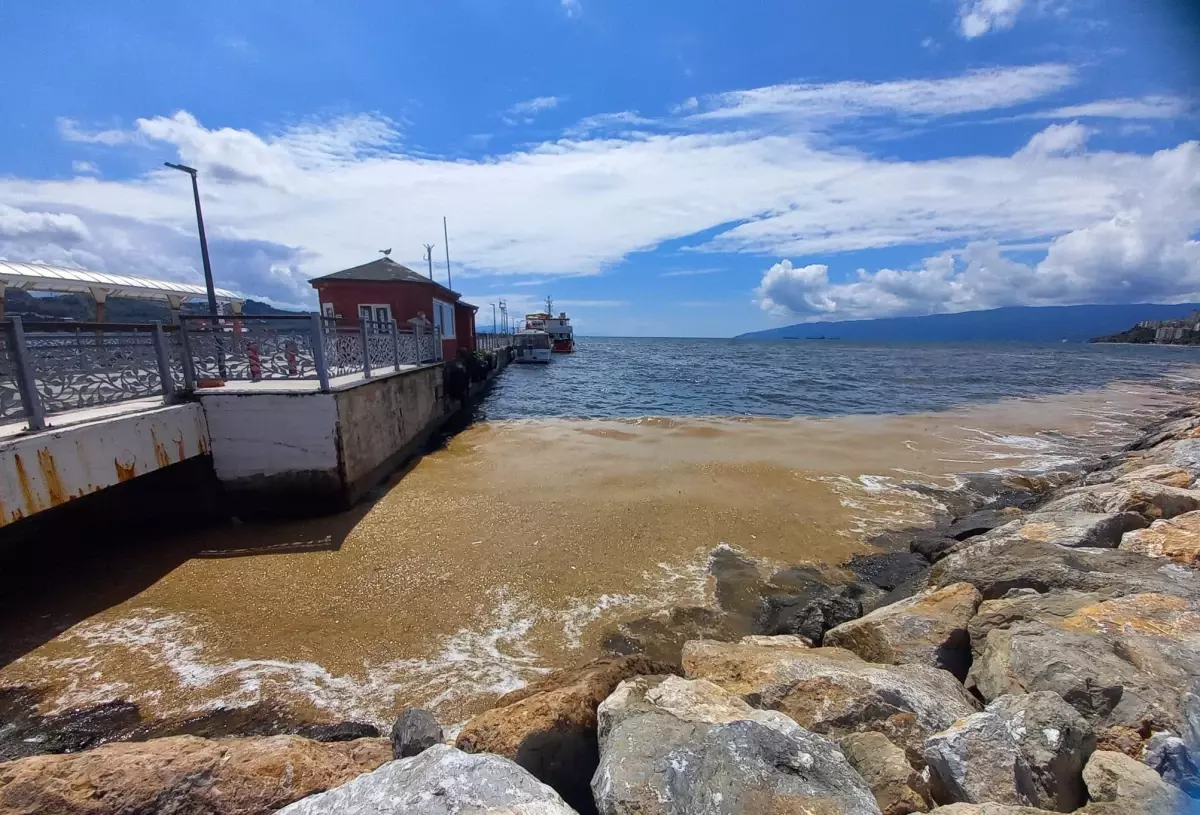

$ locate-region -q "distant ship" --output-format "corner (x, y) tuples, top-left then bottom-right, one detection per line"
(524, 297), (574, 353)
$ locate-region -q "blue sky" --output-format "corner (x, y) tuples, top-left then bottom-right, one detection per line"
(1, 0), (1197, 336)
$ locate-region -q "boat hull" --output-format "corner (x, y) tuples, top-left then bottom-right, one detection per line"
(552, 340), (574, 353)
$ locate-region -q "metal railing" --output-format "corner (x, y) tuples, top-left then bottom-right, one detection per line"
(475, 332), (514, 353)
(179, 315), (442, 392)
(1, 318), (178, 431)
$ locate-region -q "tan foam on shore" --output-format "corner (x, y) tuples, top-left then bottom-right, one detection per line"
(0, 379), (1190, 726)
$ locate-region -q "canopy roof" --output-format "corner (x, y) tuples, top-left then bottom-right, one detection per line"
(0, 260), (241, 304)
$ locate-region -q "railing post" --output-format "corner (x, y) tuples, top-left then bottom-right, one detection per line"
(7, 317), (46, 431)
(310, 314), (331, 392)
(152, 321), (175, 399)
(391, 320), (400, 371)
(360, 320), (372, 378)
(178, 319), (197, 392)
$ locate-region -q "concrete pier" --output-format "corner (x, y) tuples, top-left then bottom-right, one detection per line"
(0, 347), (512, 530)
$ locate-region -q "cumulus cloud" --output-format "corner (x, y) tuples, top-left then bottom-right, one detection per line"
(1015, 121), (1092, 158)
(72, 160), (101, 175)
(959, 0), (1026, 38)
(756, 142), (1200, 320)
(0, 204), (91, 244)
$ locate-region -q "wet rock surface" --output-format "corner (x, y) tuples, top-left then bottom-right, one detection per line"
(592, 674), (881, 815)
(391, 708), (442, 758)
(0, 734), (392, 815)
(277, 743), (578, 815)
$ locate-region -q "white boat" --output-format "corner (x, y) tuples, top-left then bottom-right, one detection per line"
(513, 329), (552, 363)
(524, 298), (574, 353)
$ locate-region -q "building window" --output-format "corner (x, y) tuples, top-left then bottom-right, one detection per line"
(432, 299), (456, 339)
(321, 303), (334, 317)
(358, 304), (393, 332)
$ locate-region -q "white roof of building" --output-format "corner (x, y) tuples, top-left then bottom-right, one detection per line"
(0, 260), (241, 303)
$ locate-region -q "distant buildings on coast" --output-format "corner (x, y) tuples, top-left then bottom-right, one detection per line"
(1134, 311), (1200, 343)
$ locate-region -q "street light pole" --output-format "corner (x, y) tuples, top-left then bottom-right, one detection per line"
(164, 162), (219, 323)
(492, 303), (497, 335)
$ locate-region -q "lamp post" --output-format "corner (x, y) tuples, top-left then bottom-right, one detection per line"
(164, 162), (219, 323)
(491, 303), (497, 335)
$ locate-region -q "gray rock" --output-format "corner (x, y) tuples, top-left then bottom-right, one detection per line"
(950, 511), (1147, 553)
(848, 551), (931, 591)
(909, 532), (963, 564)
(390, 708), (442, 759)
(1143, 732), (1200, 796)
(923, 693), (1093, 812)
(1039, 481), (1200, 521)
(1082, 750), (1181, 815)
(947, 508), (1027, 541)
(592, 674), (881, 814)
(1164, 439), (1200, 476)
(277, 744), (578, 814)
(966, 590), (1111, 658)
(761, 592), (862, 643)
(683, 637), (980, 759)
(840, 731), (931, 814)
(824, 582), (981, 681)
(932, 806), (1059, 814)
(930, 537), (1198, 600)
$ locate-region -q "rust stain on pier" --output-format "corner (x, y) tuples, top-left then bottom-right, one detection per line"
(37, 448), (69, 506)
(114, 457), (137, 482)
(13, 454), (43, 515)
(176, 433), (187, 461)
(151, 429), (171, 468)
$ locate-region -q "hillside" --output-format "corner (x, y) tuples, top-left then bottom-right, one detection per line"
(736, 303), (1200, 342)
(2, 290), (306, 322)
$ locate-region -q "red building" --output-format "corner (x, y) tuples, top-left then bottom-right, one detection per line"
(310, 257), (478, 358)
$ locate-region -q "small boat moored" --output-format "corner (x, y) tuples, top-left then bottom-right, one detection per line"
(513, 329), (552, 363)
(524, 298), (575, 353)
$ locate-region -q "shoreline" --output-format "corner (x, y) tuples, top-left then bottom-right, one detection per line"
(3, 382), (1199, 812)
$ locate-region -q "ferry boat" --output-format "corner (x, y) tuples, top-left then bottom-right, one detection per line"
(524, 298), (575, 353)
(512, 329), (552, 363)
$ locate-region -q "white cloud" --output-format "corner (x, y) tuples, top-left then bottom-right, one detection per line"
(659, 268), (723, 277)
(959, 0), (1026, 38)
(0, 204), (91, 244)
(2, 65), (1196, 314)
(561, 0), (581, 17)
(72, 160), (101, 175)
(689, 64), (1075, 123)
(57, 118), (134, 146)
(1015, 121), (1092, 158)
(756, 141), (1200, 320)
(503, 96), (563, 125)
(1028, 95), (1192, 121)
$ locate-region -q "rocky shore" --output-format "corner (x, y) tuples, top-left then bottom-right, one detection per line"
(4, 402), (1200, 814)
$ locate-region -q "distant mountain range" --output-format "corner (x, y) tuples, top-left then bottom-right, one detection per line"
(736, 304), (1200, 343)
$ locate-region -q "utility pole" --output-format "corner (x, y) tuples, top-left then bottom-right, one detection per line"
(164, 162), (219, 322)
(491, 303), (497, 334)
(442, 217), (453, 291)
(423, 244), (435, 280)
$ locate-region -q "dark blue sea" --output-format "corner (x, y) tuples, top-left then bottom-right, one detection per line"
(480, 339), (1200, 419)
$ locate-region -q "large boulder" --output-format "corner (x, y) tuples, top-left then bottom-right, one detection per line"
(1081, 750), (1182, 815)
(966, 590), (1111, 657)
(0, 735), (391, 815)
(946, 507), (1027, 541)
(759, 590), (863, 643)
(847, 552), (931, 592)
(922, 692), (1094, 812)
(277, 744), (578, 814)
(968, 594), (1200, 736)
(840, 731), (931, 815)
(1039, 481), (1200, 521)
(824, 582), (981, 680)
(456, 655), (674, 812)
(953, 512), (1147, 552)
(592, 674), (881, 814)
(930, 537), (1198, 600)
(1114, 465), (1196, 489)
(682, 636), (979, 759)
(1120, 510), (1200, 568)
